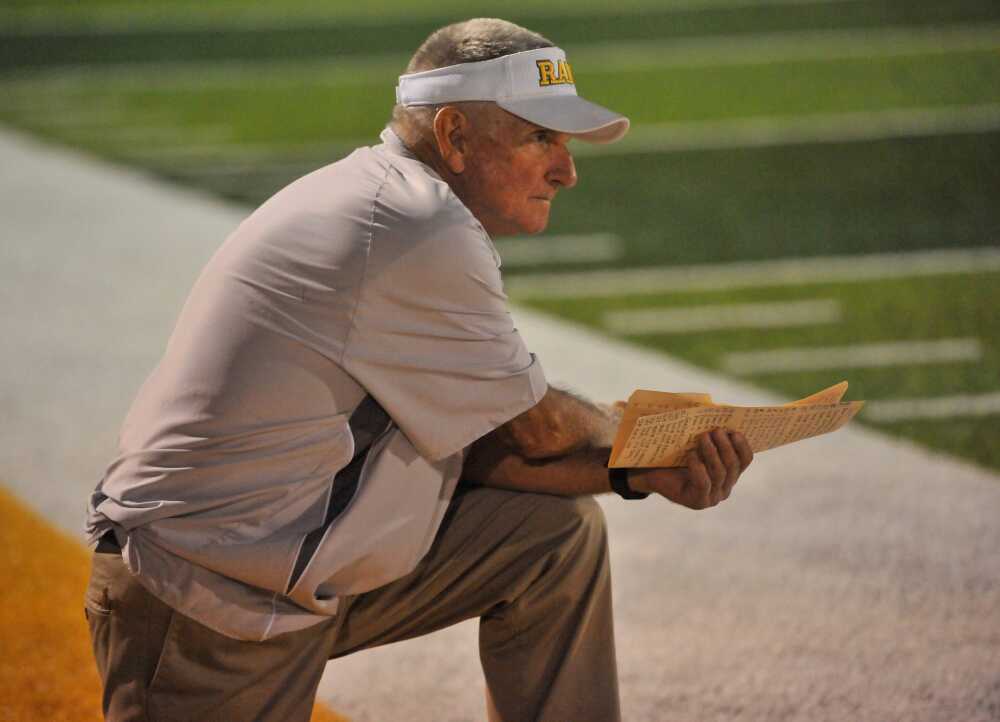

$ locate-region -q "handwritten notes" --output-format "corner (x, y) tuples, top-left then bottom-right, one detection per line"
(609, 381), (864, 468)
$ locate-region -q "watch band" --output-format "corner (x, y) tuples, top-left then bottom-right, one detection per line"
(609, 467), (649, 500)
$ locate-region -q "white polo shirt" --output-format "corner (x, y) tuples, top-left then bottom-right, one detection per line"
(87, 128), (547, 641)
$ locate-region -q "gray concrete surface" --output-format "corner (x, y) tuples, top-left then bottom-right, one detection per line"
(3, 127), (998, 721)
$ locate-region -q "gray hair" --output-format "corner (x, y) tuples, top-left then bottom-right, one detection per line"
(390, 18), (554, 143)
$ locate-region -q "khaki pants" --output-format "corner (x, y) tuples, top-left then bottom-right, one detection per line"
(86, 486), (621, 722)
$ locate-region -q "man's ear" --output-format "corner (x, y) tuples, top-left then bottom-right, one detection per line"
(432, 106), (469, 174)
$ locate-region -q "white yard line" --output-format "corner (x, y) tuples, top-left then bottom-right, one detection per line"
(25, 106), (133, 129)
(603, 299), (841, 334)
(505, 246), (1000, 298)
(865, 392), (1000, 423)
(69, 124), (236, 146)
(495, 233), (624, 267)
(722, 338), (983, 375)
(574, 104), (1000, 156)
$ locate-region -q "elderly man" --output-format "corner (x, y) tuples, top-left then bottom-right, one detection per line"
(85, 17), (753, 722)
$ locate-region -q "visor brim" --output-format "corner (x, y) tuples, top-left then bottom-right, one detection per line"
(497, 95), (630, 144)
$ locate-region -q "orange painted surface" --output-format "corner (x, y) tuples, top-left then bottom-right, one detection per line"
(0, 486), (348, 722)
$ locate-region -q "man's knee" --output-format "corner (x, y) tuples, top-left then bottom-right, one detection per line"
(503, 494), (612, 624)
(529, 494), (609, 565)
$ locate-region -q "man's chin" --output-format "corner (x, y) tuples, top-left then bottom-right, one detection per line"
(517, 215), (550, 236)
(489, 212), (549, 237)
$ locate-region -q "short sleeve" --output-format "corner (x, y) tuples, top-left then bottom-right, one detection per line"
(342, 199), (546, 462)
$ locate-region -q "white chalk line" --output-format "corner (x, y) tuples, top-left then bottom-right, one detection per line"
(505, 247), (1000, 299)
(603, 298), (841, 334)
(864, 392), (1000, 423)
(495, 233), (624, 267)
(722, 338), (983, 375)
(65, 124), (237, 146)
(573, 104), (1000, 157)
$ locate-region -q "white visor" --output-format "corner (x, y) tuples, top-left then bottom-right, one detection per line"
(395, 47), (629, 144)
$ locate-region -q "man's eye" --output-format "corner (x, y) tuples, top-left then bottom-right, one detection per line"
(533, 131), (551, 144)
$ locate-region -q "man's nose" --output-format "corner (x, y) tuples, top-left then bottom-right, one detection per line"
(548, 144), (578, 189)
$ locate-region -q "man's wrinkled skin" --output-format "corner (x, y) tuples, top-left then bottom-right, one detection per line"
(410, 103), (576, 237)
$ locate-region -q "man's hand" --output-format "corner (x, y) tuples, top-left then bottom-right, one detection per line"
(628, 428), (753, 509)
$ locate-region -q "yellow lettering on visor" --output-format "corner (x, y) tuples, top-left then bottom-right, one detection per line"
(536, 59), (575, 86)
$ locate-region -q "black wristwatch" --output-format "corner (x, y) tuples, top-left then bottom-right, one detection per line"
(609, 467), (649, 500)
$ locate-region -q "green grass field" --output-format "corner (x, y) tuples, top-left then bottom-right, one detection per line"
(4, 0), (999, 34)
(3, 0), (999, 470)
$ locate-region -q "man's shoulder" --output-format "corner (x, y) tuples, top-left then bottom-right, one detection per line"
(255, 139), (470, 233)
(271, 144), (395, 213)
(369, 146), (473, 229)
(223, 136), (491, 280)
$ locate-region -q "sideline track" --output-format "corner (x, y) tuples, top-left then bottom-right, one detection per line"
(2, 128), (999, 722)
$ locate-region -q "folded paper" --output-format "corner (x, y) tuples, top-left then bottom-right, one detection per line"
(609, 381), (863, 468)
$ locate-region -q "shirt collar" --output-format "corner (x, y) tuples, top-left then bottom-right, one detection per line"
(378, 128), (495, 248)
(379, 127), (417, 159)
(378, 126), (447, 184)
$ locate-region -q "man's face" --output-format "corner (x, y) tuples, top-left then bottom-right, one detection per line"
(458, 106), (578, 237)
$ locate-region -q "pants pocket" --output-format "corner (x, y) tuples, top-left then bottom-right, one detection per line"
(84, 551), (120, 685)
(84, 550), (119, 617)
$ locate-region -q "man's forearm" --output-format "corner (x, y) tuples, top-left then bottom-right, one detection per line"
(495, 387), (617, 460)
(463, 440), (613, 496)
(461, 386), (621, 495)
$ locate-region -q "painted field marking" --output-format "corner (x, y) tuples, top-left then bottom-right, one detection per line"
(864, 392), (1000, 423)
(89, 124), (236, 146)
(29, 106), (135, 129)
(494, 233), (624, 267)
(722, 337), (982, 374)
(603, 298), (841, 334)
(574, 104), (1000, 157)
(505, 247), (1000, 299)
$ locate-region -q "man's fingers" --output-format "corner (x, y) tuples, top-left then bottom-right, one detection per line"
(730, 430), (754, 471)
(697, 431), (726, 488)
(685, 450), (713, 509)
(712, 428), (742, 499)
(677, 431), (753, 510)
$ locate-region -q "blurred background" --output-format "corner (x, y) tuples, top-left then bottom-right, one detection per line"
(3, 0), (998, 470)
(2, 1), (999, 720)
